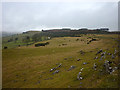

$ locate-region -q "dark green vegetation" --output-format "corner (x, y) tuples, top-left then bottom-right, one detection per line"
(2, 31), (41, 49)
(2, 33), (119, 88)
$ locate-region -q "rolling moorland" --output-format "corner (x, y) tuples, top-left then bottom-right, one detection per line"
(2, 30), (120, 88)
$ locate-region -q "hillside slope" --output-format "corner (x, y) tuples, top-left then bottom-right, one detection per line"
(2, 34), (119, 88)
(2, 31), (41, 49)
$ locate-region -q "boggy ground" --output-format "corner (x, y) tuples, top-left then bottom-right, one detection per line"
(2, 34), (119, 88)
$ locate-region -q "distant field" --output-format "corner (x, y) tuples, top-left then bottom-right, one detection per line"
(2, 34), (119, 88)
(2, 31), (41, 49)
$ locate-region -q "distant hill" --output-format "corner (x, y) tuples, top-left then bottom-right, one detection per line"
(2, 30), (41, 49)
(2, 32), (19, 37)
(23, 30), (40, 33)
(2, 30), (119, 49)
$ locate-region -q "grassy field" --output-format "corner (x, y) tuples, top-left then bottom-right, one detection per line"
(2, 34), (119, 88)
(2, 31), (41, 49)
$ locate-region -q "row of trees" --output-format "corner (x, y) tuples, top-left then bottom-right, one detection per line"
(30, 30), (111, 42)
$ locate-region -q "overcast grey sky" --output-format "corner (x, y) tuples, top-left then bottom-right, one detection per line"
(2, 2), (118, 32)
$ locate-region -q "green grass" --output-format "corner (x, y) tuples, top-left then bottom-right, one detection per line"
(2, 31), (41, 49)
(2, 34), (119, 88)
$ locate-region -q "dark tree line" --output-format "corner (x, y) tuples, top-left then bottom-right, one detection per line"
(31, 30), (112, 42)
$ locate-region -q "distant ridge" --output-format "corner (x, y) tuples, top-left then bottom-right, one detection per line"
(2, 32), (19, 37)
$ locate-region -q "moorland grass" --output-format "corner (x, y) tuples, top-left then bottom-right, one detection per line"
(2, 34), (119, 88)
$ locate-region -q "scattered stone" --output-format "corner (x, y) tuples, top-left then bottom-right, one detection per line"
(52, 70), (60, 74)
(80, 68), (84, 71)
(111, 54), (115, 59)
(114, 67), (118, 70)
(83, 62), (87, 65)
(114, 49), (117, 54)
(58, 63), (62, 67)
(100, 56), (103, 60)
(107, 53), (111, 55)
(56, 63), (59, 65)
(50, 68), (56, 72)
(96, 49), (102, 55)
(68, 66), (76, 71)
(93, 63), (97, 70)
(77, 72), (83, 80)
(101, 51), (106, 56)
(50, 63), (62, 73)
(112, 67), (118, 72)
(77, 59), (81, 61)
(56, 63), (62, 69)
(94, 56), (98, 60)
(108, 66), (113, 74)
(103, 60), (115, 74)
(108, 61), (113, 64)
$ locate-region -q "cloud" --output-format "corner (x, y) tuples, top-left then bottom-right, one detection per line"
(2, 2), (118, 32)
